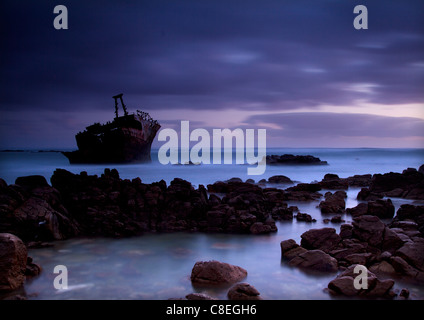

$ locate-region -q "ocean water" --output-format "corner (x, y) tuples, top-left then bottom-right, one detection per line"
(1, 148), (424, 300)
(1, 148), (423, 187)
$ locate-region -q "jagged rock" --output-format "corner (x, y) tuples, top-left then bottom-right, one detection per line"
(339, 224), (353, 239)
(266, 154), (327, 165)
(369, 261), (396, 276)
(288, 249), (338, 273)
(280, 239), (308, 260)
(227, 283), (262, 300)
(0, 233), (27, 292)
(319, 191), (346, 214)
(190, 260), (247, 285)
(395, 240), (424, 272)
(295, 212), (315, 222)
(25, 256), (41, 278)
(369, 170), (424, 200)
(345, 174), (372, 187)
(300, 227), (341, 253)
(271, 206), (294, 221)
(267, 175), (293, 184)
(347, 203), (368, 217)
(327, 265), (395, 299)
(348, 200), (395, 219)
(286, 183), (321, 192)
(367, 199), (395, 219)
(399, 288), (410, 299)
(357, 188), (383, 201)
(15, 175), (49, 191)
(352, 215), (386, 248)
(392, 204), (424, 235)
(249, 222), (273, 234)
(185, 293), (216, 300)
(330, 215), (344, 223)
(319, 174), (348, 190)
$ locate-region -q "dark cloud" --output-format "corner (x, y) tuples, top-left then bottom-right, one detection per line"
(0, 0), (423, 148)
(244, 112), (424, 139)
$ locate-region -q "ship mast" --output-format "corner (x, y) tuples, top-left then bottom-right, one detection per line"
(112, 93), (129, 118)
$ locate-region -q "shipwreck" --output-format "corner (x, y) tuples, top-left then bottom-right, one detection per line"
(63, 93), (161, 164)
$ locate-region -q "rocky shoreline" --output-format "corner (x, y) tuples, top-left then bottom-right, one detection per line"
(1, 164), (424, 299)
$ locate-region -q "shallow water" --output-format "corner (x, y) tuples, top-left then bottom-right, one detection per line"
(1, 148), (423, 187)
(1, 148), (424, 299)
(25, 189), (424, 300)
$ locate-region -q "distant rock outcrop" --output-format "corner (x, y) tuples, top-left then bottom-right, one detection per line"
(266, 154), (328, 165)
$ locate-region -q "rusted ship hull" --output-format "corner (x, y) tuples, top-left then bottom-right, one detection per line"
(63, 94), (160, 164)
(63, 125), (158, 164)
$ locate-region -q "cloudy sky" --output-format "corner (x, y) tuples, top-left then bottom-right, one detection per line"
(1, 0), (423, 149)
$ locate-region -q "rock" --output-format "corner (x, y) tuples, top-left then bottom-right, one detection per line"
(295, 212), (315, 222)
(319, 174), (348, 190)
(267, 175), (293, 184)
(227, 283), (262, 300)
(327, 265), (395, 299)
(190, 260), (247, 285)
(392, 204), (424, 235)
(357, 188), (383, 201)
(345, 174), (372, 187)
(226, 177), (243, 183)
(389, 256), (420, 279)
(280, 239), (298, 253)
(367, 199), (395, 219)
(0, 233), (27, 292)
(395, 240), (424, 271)
(382, 228), (405, 254)
(0, 178), (7, 189)
(399, 288), (410, 299)
(346, 202), (368, 217)
(344, 253), (373, 266)
(329, 241), (367, 262)
(15, 175), (49, 191)
(319, 191), (346, 214)
(369, 261), (396, 276)
(288, 249), (338, 273)
(271, 207), (294, 221)
(286, 183), (321, 192)
(352, 215), (386, 248)
(330, 215), (344, 223)
(328, 276), (360, 296)
(369, 171), (424, 200)
(185, 293), (216, 300)
(280, 239), (308, 260)
(266, 154), (327, 165)
(249, 222), (273, 234)
(385, 188), (405, 197)
(300, 227), (341, 253)
(339, 224), (353, 239)
(419, 164), (424, 175)
(25, 256), (41, 278)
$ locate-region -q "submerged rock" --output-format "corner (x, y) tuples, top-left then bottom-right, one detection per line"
(227, 283), (262, 300)
(267, 175), (293, 184)
(266, 154), (328, 165)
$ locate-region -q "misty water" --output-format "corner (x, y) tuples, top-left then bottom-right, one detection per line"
(1, 148), (424, 299)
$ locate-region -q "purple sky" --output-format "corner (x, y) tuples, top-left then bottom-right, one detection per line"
(1, 0), (423, 149)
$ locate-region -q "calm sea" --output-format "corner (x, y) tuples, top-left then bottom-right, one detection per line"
(1, 148), (423, 300)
